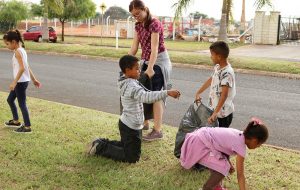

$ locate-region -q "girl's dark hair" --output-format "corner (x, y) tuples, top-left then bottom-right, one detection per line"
(243, 121), (269, 144)
(129, 0), (152, 30)
(3, 30), (25, 48)
(209, 41), (229, 58)
(119, 55), (139, 73)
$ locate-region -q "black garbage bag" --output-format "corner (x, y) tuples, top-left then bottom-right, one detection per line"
(174, 102), (219, 158)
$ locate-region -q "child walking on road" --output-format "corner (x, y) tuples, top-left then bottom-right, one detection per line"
(180, 118), (269, 190)
(86, 55), (180, 163)
(3, 30), (41, 133)
(195, 41), (235, 127)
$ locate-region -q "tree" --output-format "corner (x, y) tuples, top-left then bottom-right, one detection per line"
(190, 11), (207, 19)
(104, 6), (131, 20)
(49, 0), (96, 41)
(41, 0), (63, 42)
(173, 0), (273, 41)
(31, 3), (43, 17)
(0, 0), (28, 32)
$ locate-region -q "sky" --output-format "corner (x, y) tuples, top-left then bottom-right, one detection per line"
(25, 0), (300, 21)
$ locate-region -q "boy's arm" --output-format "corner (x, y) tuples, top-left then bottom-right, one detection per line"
(195, 77), (212, 101)
(236, 155), (246, 190)
(131, 85), (168, 104)
(208, 85), (229, 123)
(128, 83), (180, 103)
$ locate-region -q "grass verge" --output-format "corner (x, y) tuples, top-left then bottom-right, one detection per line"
(0, 91), (299, 190)
(0, 39), (299, 75)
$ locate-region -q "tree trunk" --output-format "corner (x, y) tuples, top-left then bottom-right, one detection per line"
(61, 20), (65, 42)
(218, 0), (228, 41)
(42, 1), (49, 42)
(240, 0), (246, 43)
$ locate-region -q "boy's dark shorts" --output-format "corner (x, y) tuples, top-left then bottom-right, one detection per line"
(141, 63), (164, 91)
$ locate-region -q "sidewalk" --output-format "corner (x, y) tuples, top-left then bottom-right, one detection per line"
(199, 43), (300, 62)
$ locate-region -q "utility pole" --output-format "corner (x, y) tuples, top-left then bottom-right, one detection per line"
(100, 2), (106, 45)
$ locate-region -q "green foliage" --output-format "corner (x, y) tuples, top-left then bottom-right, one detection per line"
(0, 0), (28, 32)
(30, 3), (43, 17)
(104, 6), (131, 20)
(189, 11), (208, 19)
(49, 0), (96, 22)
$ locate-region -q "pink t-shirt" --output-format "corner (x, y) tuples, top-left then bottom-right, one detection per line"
(135, 18), (166, 61)
(202, 127), (246, 158)
(180, 127), (246, 176)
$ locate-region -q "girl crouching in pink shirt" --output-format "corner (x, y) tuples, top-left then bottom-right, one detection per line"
(180, 118), (268, 190)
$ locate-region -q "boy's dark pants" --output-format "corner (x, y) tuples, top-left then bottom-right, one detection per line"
(7, 82), (31, 126)
(95, 120), (142, 163)
(217, 113), (233, 128)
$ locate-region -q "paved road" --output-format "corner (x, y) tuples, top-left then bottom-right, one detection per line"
(0, 51), (299, 150)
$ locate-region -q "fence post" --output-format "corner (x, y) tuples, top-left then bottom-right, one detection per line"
(116, 30), (119, 49)
(88, 18), (91, 36)
(106, 16), (110, 36)
(127, 16), (132, 39)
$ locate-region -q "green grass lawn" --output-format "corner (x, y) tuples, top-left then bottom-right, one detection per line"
(61, 36), (244, 52)
(0, 91), (299, 190)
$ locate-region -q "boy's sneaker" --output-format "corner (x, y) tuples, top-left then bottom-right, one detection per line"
(14, 125), (32, 133)
(86, 138), (107, 156)
(142, 129), (163, 141)
(4, 120), (21, 128)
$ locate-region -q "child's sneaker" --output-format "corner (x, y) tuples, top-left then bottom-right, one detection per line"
(86, 138), (107, 156)
(4, 120), (21, 128)
(13, 125), (32, 133)
(142, 129), (163, 141)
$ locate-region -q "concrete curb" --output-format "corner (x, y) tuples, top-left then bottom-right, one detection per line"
(264, 144), (300, 154)
(1, 48), (300, 80)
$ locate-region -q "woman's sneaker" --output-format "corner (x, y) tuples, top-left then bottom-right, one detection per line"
(142, 129), (163, 141)
(14, 125), (32, 133)
(4, 120), (21, 128)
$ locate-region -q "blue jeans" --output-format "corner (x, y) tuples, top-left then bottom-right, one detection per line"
(7, 82), (31, 127)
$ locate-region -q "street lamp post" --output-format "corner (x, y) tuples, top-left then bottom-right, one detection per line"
(100, 2), (106, 44)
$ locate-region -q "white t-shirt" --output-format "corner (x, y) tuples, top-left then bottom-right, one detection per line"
(208, 64), (236, 118)
(12, 47), (30, 82)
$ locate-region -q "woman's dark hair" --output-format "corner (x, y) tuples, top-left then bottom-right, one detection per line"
(119, 55), (139, 73)
(209, 41), (229, 58)
(3, 30), (25, 48)
(243, 120), (269, 144)
(129, 0), (152, 30)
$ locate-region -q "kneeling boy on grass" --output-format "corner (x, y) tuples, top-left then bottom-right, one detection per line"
(86, 55), (181, 163)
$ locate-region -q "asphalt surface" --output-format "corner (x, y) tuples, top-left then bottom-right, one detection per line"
(0, 51), (299, 150)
